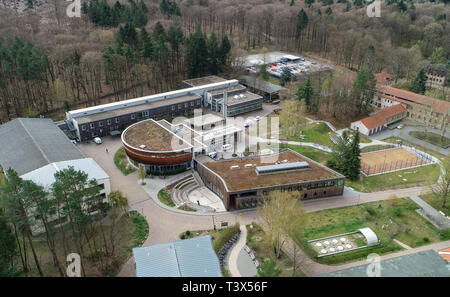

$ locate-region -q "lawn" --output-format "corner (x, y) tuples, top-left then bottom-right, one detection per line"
(286, 122), (334, 147)
(345, 163), (440, 193)
(409, 131), (450, 148)
(158, 188), (176, 207)
(246, 224), (306, 277)
(383, 136), (446, 160)
(114, 147), (136, 175)
(179, 223), (240, 253)
(420, 193), (450, 217)
(346, 130), (372, 144)
(283, 144), (331, 164)
(293, 197), (446, 265)
(360, 144), (394, 153)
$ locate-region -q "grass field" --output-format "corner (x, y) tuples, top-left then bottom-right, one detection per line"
(287, 122), (334, 147)
(346, 163), (440, 193)
(283, 144), (331, 164)
(293, 197), (446, 265)
(346, 130), (372, 143)
(361, 145), (394, 153)
(114, 147), (136, 175)
(409, 131), (450, 148)
(246, 224), (306, 277)
(158, 188), (176, 207)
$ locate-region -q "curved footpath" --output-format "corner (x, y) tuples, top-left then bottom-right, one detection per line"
(78, 136), (441, 277)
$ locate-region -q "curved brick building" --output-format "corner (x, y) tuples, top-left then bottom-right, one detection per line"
(122, 119), (197, 175)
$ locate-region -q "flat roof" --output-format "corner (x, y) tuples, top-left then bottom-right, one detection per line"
(123, 119), (192, 152)
(199, 149), (343, 192)
(185, 113), (224, 127)
(219, 91), (263, 106)
(20, 158), (109, 190)
(239, 75), (286, 94)
(133, 235), (222, 277)
(74, 94), (202, 124)
(183, 75), (227, 87)
(208, 84), (247, 96)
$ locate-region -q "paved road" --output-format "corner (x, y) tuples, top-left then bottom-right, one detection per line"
(78, 137), (431, 277)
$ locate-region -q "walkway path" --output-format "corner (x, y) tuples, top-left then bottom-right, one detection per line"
(228, 225), (248, 277)
(410, 195), (450, 230)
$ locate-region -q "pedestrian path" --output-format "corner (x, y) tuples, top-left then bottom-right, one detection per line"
(228, 225), (248, 277)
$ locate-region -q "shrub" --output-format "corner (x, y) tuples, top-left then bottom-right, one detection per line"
(423, 237), (430, 243)
(366, 207), (376, 216)
(391, 206), (403, 217)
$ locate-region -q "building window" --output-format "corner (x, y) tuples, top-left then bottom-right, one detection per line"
(171, 105), (175, 111)
(191, 101), (194, 106)
(178, 104), (181, 110)
(90, 123), (94, 129)
(81, 125), (86, 131)
(107, 119), (111, 125)
(184, 103), (188, 108)
(115, 118), (120, 123)
(131, 114), (136, 120)
(98, 121), (103, 127)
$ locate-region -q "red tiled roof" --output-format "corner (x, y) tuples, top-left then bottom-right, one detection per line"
(439, 248), (450, 261)
(360, 104), (406, 130)
(377, 85), (450, 114)
(375, 72), (393, 84)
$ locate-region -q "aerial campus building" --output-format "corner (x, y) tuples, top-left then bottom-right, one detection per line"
(194, 149), (345, 210)
(121, 117), (242, 175)
(0, 118), (111, 233)
(65, 76), (262, 141)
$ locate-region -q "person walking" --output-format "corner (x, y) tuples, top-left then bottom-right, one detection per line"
(106, 147), (109, 153)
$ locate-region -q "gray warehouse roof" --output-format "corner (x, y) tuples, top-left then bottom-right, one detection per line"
(239, 75), (286, 94)
(318, 250), (450, 277)
(0, 118), (85, 175)
(133, 235), (222, 277)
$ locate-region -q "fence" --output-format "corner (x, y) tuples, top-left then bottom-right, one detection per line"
(360, 144), (436, 176)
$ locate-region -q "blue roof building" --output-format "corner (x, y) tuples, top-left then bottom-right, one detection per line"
(132, 235), (222, 277)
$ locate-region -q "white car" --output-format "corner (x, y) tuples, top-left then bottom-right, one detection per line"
(255, 116), (261, 121)
(397, 124), (404, 129)
(94, 137), (102, 144)
(222, 144), (232, 151)
(244, 120), (251, 128)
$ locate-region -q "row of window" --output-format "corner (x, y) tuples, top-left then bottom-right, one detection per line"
(81, 100), (201, 131)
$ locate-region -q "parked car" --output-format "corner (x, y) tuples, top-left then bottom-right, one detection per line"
(255, 116), (261, 121)
(222, 144), (232, 151)
(208, 152), (217, 159)
(94, 137), (102, 144)
(244, 120), (251, 128)
(70, 140), (77, 145)
(397, 124), (404, 129)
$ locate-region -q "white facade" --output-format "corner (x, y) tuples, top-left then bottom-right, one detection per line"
(350, 121), (370, 136)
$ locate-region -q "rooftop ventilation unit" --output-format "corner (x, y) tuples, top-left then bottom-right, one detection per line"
(255, 161), (309, 175)
(139, 145), (147, 149)
(244, 164), (253, 168)
(230, 165), (240, 170)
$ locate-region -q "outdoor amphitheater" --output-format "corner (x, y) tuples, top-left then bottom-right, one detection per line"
(361, 147), (434, 176)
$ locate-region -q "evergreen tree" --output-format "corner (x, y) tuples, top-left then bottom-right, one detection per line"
(290, 0), (295, 6)
(297, 76), (314, 110)
(295, 9), (308, 40)
(410, 68), (427, 94)
(280, 67), (294, 86)
(305, 0), (315, 7)
(219, 35), (231, 67)
(259, 64), (270, 81)
(116, 23), (139, 50)
(139, 28), (153, 58)
(207, 32), (221, 74)
(0, 214), (20, 277)
(184, 26), (209, 77)
(348, 131), (361, 180)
